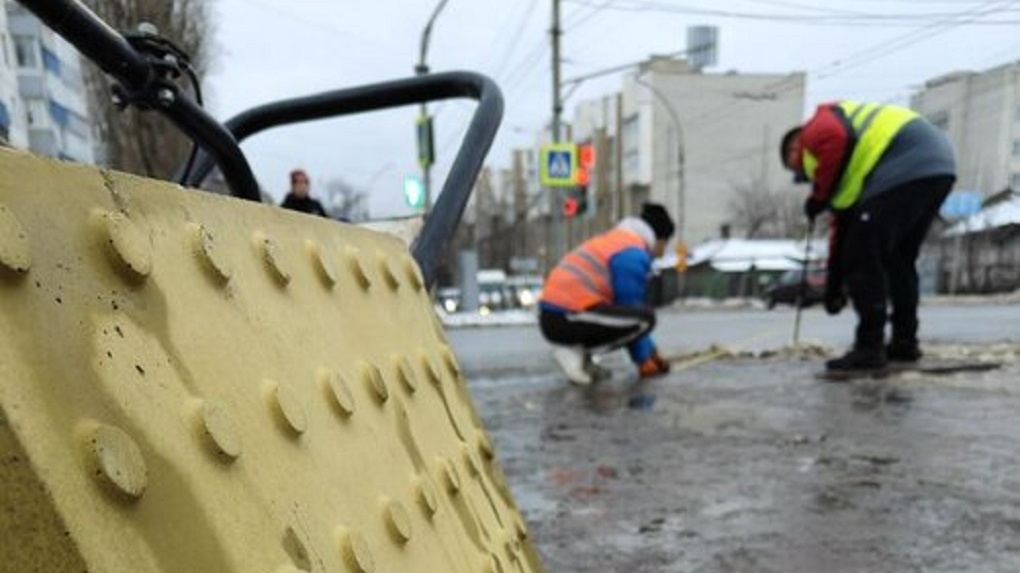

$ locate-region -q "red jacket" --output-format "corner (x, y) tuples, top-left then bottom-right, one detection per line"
(794, 103), (853, 206)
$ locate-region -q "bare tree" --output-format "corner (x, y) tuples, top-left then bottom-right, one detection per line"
(727, 178), (816, 239)
(777, 187), (812, 238)
(83, 0), (214, 180)
(323, 178), (369, 222)
(727, 178), (781, 238)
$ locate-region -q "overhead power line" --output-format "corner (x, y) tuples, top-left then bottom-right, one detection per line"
(563, 0), (1020, 26)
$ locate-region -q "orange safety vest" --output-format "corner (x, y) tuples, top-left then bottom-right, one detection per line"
(541, 227), (648, 312)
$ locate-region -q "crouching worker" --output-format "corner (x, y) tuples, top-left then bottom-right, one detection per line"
(538, 203), (675, 385)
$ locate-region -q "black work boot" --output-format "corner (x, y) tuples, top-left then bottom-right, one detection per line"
(825, 346), (888, 372)
(887, 338), (922, 362)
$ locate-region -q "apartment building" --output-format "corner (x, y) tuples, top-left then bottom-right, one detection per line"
(571, 56), (806, 246)
(4, 1), (94, 162)
(0, 4), (25, 146)
(912, 61), (1020, 194)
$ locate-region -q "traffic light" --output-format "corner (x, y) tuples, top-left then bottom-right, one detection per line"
(562, 194), (579, 218)
(576, 185), (589, 215)
(561, 186), (589, 218)
(403, 174), (425, 209)
(416, 115), (434, 168)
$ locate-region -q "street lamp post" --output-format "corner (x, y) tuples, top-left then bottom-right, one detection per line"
(415, 0), (451, 214)
(634, 74), (685, 243)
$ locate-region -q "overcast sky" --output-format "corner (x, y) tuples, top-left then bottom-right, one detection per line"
(205, 0), (1020, 217)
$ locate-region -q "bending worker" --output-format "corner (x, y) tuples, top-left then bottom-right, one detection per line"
(780, 101), (956, 374)
(538, 202), (675, 385)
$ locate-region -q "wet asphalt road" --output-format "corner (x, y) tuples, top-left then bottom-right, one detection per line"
(448, 302), (1020, 572)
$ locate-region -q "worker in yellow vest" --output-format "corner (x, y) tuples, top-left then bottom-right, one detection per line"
(539, 203), (675, 385)
(781, 101), (956, 374)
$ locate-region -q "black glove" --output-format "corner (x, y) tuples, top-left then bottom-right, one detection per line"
(824, 287), (847, 315)
(803, 197), (826, 221)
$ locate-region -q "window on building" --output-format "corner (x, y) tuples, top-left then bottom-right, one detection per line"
(1015, 105), (1020, 123)
(48, 100), (70, 128)
(13, 35), (38, 68)
(41, 46), (61, 76)
(927, 109), (949, 131)
(622, 115), (640, 179)
(26, 99), (48, 126)
(1, 33), (10, 67)
(0, 100), (9, 142)
(1012, 172), (1020, 190)
(1013, 139), (1020, 157)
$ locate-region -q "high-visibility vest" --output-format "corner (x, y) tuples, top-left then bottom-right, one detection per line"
(803, 101), (919, 210)
(541, 227), (648, 311)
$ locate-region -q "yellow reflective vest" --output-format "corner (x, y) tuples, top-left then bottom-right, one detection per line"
(803, 101), (919, 210)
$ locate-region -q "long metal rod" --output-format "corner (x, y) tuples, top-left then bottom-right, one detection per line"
(415, 0), (451, 214)
(19, 0), (261, 202)
(792, 218), (815, 346)
(184, 72), (504, 287)
(549, 0), (565, 264)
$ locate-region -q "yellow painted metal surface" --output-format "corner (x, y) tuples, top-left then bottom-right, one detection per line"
(0, 149), (542, 573)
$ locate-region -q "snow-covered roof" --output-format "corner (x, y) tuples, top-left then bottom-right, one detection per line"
(944, 194), (1020, 236)
(687, 238), (827, 272)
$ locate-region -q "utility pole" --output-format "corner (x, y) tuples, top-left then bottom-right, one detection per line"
(415, 0), (450, 214)
(549, 0), (566, 262)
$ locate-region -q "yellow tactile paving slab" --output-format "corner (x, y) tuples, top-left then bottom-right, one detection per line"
(0, 148), (543, 573)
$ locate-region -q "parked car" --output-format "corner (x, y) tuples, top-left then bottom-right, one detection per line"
(764, 268), (826, 309)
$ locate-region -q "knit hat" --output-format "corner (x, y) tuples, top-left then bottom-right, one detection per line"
(640, 202), (675, 239)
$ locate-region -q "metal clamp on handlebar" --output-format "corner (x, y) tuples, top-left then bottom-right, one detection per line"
(111, 24), (191, 112)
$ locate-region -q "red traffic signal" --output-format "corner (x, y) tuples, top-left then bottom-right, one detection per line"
(563, 196), (579, 217)
(579, 143), (595, 168)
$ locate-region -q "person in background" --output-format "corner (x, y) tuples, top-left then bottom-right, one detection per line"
(281, 168), (328, 217)
(780, 100), (956, 374)
(538, 202), (676, 385)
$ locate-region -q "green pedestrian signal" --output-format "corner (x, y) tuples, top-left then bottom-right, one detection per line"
(404, 175), (425, 208)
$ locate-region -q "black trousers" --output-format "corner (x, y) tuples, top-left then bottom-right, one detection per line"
(539, 305), (656, 354)
(838, 175), (954, 349)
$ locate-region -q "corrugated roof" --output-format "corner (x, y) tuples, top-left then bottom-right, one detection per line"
(687, 238), (827, 272)
(944, 194), (1020, 236)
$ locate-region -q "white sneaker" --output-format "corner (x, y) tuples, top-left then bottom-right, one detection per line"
(552, 346), (592, 385)
(586, 360), (613, 383)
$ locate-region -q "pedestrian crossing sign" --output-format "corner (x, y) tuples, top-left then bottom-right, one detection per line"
(539, 143), (578, 187)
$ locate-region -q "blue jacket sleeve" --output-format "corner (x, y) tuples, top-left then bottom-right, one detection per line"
(608, 247), (657, 363)
(608, 247), (650, 305)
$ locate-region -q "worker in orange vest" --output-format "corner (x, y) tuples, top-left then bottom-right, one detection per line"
(781, 101), (955, 374)
(539, 203), (675, 385)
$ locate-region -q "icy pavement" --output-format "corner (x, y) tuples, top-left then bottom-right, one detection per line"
(469, 349), (1020, 573)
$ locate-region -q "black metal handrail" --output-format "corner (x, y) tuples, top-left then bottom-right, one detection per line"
(19, 0), (257, 202)
(18, 0), (504, 288)
(184, 72), (503, 286)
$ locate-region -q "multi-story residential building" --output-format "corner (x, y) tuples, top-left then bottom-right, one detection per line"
(572, 56), (806, 246)
(4, 1), (94, 162)
(0, 4), (26, 146)
(912, 62), (1020, 195)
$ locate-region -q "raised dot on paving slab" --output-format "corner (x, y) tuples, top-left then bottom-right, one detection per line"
(381, 497), (413, 543)
(79, 421), (148, 500)
(337, 528), (375, 573)
(189, 223), (232, 284)
(254, 232), (291, 286)
(95, 209), (151, 281)
(265, 380), (307, 435)
(307, 240), (337, 287)
(193, 399), (242, 461)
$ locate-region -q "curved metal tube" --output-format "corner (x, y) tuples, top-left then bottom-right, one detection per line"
(19, 0), (262, 202)
(186, 72), (504, 287)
